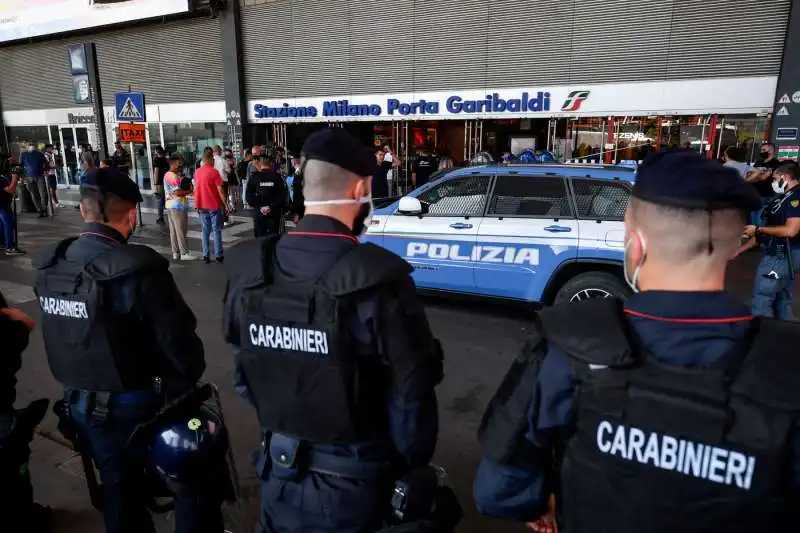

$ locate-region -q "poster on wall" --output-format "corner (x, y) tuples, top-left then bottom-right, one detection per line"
(0, 0), (190, 43)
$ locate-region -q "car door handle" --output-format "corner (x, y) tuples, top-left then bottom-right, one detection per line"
(449, 223), (473, 229)
(544, 225), (572, 233)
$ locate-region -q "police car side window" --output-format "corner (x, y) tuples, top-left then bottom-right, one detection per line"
(488, 175), (573, 218)
(416, 175), (491, 216)
(571, 179), (630, 221)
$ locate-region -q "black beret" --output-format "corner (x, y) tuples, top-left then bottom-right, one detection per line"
(302, 129), (375, 178)
(633, 150), (761, 212)
(81, 168), (143, 204)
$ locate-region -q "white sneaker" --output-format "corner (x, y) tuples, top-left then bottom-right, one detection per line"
(180, 253), (198, 261)
(173, 253), (180, 260)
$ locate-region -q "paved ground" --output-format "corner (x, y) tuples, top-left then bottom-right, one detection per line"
(0, 205), (777, 533)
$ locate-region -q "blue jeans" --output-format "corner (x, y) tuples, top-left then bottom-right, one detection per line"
(0, 207), (14, 248)
(70, 394), (225, 533)
(198, 209), (223, 259)
(751, 252), (800, 320)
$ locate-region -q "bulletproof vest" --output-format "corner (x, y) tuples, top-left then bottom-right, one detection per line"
(33, 237), (169, 392)
(226, 236), (413, 443)
(535, 299), (800, 533)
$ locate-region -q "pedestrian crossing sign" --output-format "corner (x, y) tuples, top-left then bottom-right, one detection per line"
(114, 92), (146, 122)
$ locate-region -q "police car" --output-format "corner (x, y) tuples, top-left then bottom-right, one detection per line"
(363, 163), (635, 304)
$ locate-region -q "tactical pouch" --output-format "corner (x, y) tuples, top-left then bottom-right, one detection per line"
(269, 433), (301, 481)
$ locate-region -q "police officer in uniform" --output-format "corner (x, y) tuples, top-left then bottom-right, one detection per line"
(33, 168), (225, 533)
(474, 151), (800, 532)
(246, 154), (289, 238)
(223, 128), (443, 533)
(739, 162), (800, 319)
(0, 291), (51, 532)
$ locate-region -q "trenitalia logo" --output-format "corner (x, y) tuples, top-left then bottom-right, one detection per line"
(561, 90), (591, 112)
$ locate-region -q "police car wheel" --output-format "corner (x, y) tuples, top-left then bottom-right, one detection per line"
(554, 272), (630, 305)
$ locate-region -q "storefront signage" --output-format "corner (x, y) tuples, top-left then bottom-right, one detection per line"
(776, 127), (799, 141)
(254, 91), (552, 120)
(67, 113), (95, 125)
(118, 123), (146, 144)
(778, 145), (800, 161)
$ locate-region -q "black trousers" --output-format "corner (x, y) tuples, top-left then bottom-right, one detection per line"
(254, 214), (282, 238)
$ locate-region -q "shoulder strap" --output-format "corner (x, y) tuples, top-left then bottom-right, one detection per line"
(83, 244), (169, 281)
(731, 318), (800, 411)
(536, 297), (636, 368)
(32, 237), (79, 270)
(319, 242), (413, 296)
(224, 236), (280, 287)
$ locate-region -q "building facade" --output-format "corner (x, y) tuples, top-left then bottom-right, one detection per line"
(0, 0), (795, 193)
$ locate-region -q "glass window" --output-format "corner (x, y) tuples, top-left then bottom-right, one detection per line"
(162, 122), (225, 179)
(571, 179), (630, 221)
(417, 175), (490, 216)
(488, 175), (573, 218)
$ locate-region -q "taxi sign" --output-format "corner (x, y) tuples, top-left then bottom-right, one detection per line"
(119, 123), (145, 144)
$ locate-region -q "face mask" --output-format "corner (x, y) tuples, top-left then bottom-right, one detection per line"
(761, 151), (770, 159)
(623, 230), (647, 293)
(127, 210), (137, 239)
(772, 179), (787, 195)
(303, 183), (374, 236)
(27, 146), (34, 152)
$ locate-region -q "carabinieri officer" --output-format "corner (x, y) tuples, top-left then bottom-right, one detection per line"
(223, 128), (443, 533)
(33, 168), (224, 533)
(474, 151), (800, 533)
(740, 161), (800, 319)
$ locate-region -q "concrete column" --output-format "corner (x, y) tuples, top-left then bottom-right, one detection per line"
(771, 0), (800, 160)
(219, 1), (248, 155)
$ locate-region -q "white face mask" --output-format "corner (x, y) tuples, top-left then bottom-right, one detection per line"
(27, 146), (34, 152)
(623, 230), (647, 293)
(772, 179), (787, 195)
(304, 189), (374, 236)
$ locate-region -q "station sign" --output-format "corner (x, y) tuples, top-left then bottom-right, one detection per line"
(118, 123), (146, 144)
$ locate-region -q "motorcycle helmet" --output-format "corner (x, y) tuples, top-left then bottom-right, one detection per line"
(150, 404), (230, 493)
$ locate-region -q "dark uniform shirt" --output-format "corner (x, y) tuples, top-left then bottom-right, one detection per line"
(761, 185), (800, 251)
(753, 158), (782, 198)
(413, 155), (438, 188)
(245, 169), (288, 220)
(474, 290), (800, 520)
(64, 223), (205, 394)
(225, 215), (439, 470)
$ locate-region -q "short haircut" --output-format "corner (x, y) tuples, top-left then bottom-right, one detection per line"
(724, 146), (742, 162)
(303, 159), (361, 202)
(155, 146), (165, 155)
(202, 147), (214, 164)
(258, 154), (273, 166)
(79, 189), (134, 222)
(45, 144), (53, 150)
(776, 162), (800, 181)
(762, 142), (775, 151)
(168, 155), (182, 165)
(629, 197), (746, 264)
(244, 148), (252, 158)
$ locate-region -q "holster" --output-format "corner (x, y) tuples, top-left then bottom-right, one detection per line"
(53, 395), (103, 511)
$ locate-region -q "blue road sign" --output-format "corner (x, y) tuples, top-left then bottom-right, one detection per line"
(115, 92), (146, 122)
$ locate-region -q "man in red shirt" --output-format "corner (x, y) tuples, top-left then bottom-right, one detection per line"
(194, 149), (228, 263)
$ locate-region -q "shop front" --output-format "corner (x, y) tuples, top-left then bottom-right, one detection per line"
(248, 76), (778, 193)
(3, 101), (227, 192)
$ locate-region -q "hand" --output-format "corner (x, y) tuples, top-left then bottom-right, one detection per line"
(1, 308), (35, 330)
(527, 495), (558, 533)
(743, 225), (757, 238)
(260, 206), (271, 215)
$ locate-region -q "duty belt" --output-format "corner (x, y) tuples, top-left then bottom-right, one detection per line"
(263, 432), (387, 481)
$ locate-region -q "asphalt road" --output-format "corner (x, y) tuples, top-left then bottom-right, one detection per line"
(1, 207), (774, 533)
